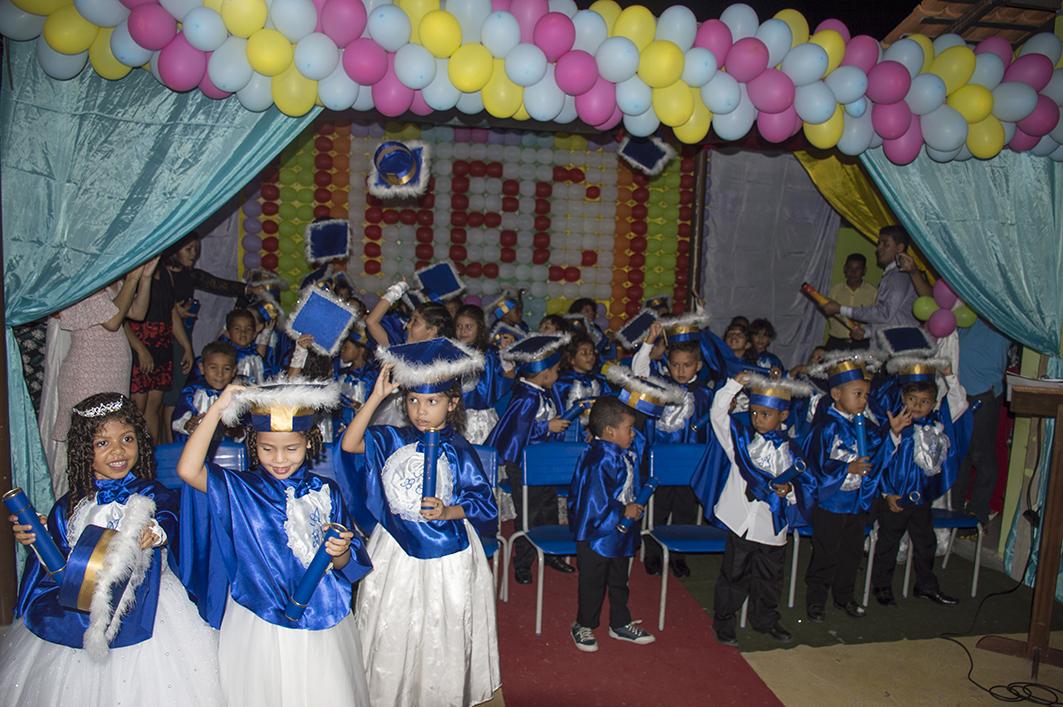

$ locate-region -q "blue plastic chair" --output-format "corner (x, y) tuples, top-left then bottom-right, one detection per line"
(473, 444), (507, 602)
(787, 522), (880, 609)
(505, 441), (587, 634)
(154, 440), (246, 489)
(901, 503), (983, 599)
(648, 444), (730, 630)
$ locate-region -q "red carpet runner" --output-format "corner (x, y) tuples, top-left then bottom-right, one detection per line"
(495, 556), (782, 706)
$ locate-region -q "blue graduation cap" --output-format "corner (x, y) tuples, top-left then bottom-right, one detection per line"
(376, 338), (484, 394)
(305, 219), (352, 265)
(221, 378), (340, 432)
(809, 351), (882, 389)
(414, 261), (465, 302)
(501, 333), (569, 376)
(368, 140), (431, 199)
(878, 326), (948, 384)
(346, 324), (370, 346)
(658, 311), (711, 344)
(618, 135), (676, 177)
(602, 364), (687, 418)
(251, 292), (284, 326)
(876, 326), (935, 357)
(284, 285), (361, 357)
(489, 291), (521, 322)
(616, 308), (658, 349)
(490, 322), (525, 348)
(744, 373), (814, 412)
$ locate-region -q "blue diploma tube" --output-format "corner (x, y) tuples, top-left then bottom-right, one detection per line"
(285, 523), (346, 621)
(3, 488), (65, 580)
(561, 398), (595, 422)
(772, 459), (807, 488)
(853, 414), (868, 458)
(617, 479), (659, 533)
(421, 428), (441, 511)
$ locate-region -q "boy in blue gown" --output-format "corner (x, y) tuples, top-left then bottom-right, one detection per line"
(171, 341), (238, 443)
(218, 308), (266, 385)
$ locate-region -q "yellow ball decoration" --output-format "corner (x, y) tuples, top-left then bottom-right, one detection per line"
(612, 4), (655, 51)
(419, 9), (461, 58)
(803, 104), (844, 149)
(247, 28), (293, 76)
(203, 0), (223, 11)
(809, 29), (845, 74)
(652, 79), (694, 127)
(89, 28), (130, 80)
(272, 64), (317, 116)
(513, 104), (530, 121)
(221, 0), (267, 38)
(44, 5), (99, 55)
(12, 0), (68, 15)
(448, 43), (493, 92)
(773, 9), (808, 47)
(966, 114), (1005, 159)
(589, 0), (621, 33)
(398, 0), (438, 43)
(948, 83), (993, 123)
(482, 58), (522, 118)
(908, 34), (935, 73)
(930, 45), (976, 95)
(673, 87), (712, 144)
(638, 39), (684, 88)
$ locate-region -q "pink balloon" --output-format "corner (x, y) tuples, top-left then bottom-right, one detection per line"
(1003, 53), (1054, 92)
(491, 0), (511, 11)
(927, 308), (957, 338)
(372, 55), (414, 117)
(1009, 127), (1039, 151)
(410, 90), (432, 116)
(747, 68), (794, 114)
(343, 38), (388, 84)
(883, 115), (922, 165)
(453, 127), (471, 141)
(555, 49), (597, 96)
(158, 34), (206, 92)
(575, 76), (615, 126)
(128, 4), (177, 51)
(866, 60), (910, 104)
(321, 0), (366, 47)
(725, 37), (768, 83)
(311, 0), (326, 32)
(842, 35), (879, 74)
(933, 279), (958, 309)
(595, 105), (622, 131)
(511, 0), (547, 43)
(814, 18), (850, 43)
(757, 105), (797, 143)
(533, 12), (575, 63)
(974, 36), (1013, 68)
(470, 128), (490, 142)
(693, 19), (732, 66)
(1017, 94), (1060, 137)
(872, 100), (912, 140)
(198, 68), (230, 99)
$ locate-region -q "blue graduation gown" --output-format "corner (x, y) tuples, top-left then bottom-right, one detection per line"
(463, 347), (512, 411)
(653, 384), (714, 445)
(881, 397), (972, 504)
(699, 329), (771, 384)
(485, 380), (557, 466)
(553, 370), (609, 443)
(568, 439), (641, 558)
(806, 407), (894, 514)
(171, 382), (221, 443)
(730, 423), (816, 533)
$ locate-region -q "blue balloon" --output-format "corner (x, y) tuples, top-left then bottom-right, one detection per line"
(844, 97), (867, 118)
(992, 82), (1038, 123)
(236, 71), (273, 112)
(921, 105), (967, 152)
(556, 94), (578, 123)
(824, 65), (867, 104)
(208, 36), (252, 92)
(720, 2), (758, 41)
(700, 71), (740, 114)
(595, 36), (640, 83)
(423, 57), (460, 110)
(446, 0), (491, 44)
(882, 38), (924, 78)
(906, 73), (946, 116)
(681, 47), (717, 88)
(925, 145), (961, 163)
(524, 66), (564, 121)
(295, 33), (340, 81)
(623, 107), (660, 137)
(755, 18), (792, 67)
(456, 90), (484, 115)
(181, 7), (227, 51)
(794, 81), (835, 124)
(571, 9), (607, 54)
(353, 83), (376, 110)
(837, 111), (874, 156)
(505, 43), (547, 87)
(969, 52), (1004, 90)
(367, 5), (411, 53)
(781, 43), (829, 87)
(318, 63), (360, 110)
(712, 86), (755, 140)
(932, 33), (965, 54)
(655, 5), (696, 51)
(394, 42), (436, 89)
(616, 74), (652, 115)
(36, 37), (86, 80)
(481, 11), (520, 58)
(110, 20), (152, 67)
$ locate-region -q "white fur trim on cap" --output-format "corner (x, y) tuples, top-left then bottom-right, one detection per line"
(743, 373), (815, 398)
(374, 338), (485, 388)
(603, 364), (688, 405)
(221, 376), (341, 427)
(499, 333), (571, 364)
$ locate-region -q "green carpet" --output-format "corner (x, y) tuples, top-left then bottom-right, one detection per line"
(670, 537), (1063, 653)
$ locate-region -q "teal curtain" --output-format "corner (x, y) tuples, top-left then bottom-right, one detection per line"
(1, 41), (320, 514)
(861, 148), (1063, 597)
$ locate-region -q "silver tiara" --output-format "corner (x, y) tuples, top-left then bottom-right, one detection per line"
(73, 400), (124, 418)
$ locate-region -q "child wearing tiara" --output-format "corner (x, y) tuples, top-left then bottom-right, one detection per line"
(341, 338), (501, 706)
(3, 393), (223, 705)
(174, 379), (372, 706)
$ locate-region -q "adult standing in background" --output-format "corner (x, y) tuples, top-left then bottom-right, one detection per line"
(825, 253), (877, 350)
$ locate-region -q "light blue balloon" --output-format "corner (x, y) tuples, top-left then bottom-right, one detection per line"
(954, 146), (972, 161)
(992, 82), (1038, 123)
(36, 37), (86, 80)
(445, 0), (491, 44)
(295, 33), (340, 81)
(1002, 120), (1016, 145)
(270, 0), (317, 42)
(481, 11), (520, 58)
(1020, 32), (1063, 65)
(794, 81), (835, 124)
(524, 66), (564, 121)
(825, 65), (867, 104)
(837, 111), (874, 156)
(755, 18), (792, 67)
(505, 43), (547, 86)
(548, 0), (577, 17)
(1043, 69), (1063, 104)
(0, 0), (45, 40)
(571, 9), (607, 54)
(1051, 116), (1063, 144)
(318, 63), (360, 110)
(681, 47), (717, 88)
(969, 52), (1004, 90)
(1032, 134), (1059, 157)
(394, 42), (435, 89)
(781, 43), (828, 86)
(208, 36), (252, 92)
(73, 0), (127, 27)
(456, 90), (484, 115)
(367, 5), (411, 53)
(616, 74), (652, 115)
(883, 38), (924, 78)
(596, 36), (639, 83)
(237, 71), (273, 112)
(1049, 144), (1063, 161)
(353, 83), (376, 110)
(870, 131), (883, 149)
(905, 72), (946, 116)
(932, 33), (965, 54)
(921, 104), (967, 152)
(556, 94), (578, 123)
(655, 5), (696, 51)
(844, 97), (867, 118)
(701, 71), (740, 114)
(423, 57), (460, 110)
(623, 107), (660, 137)
(110, 20), (151, 67)
(925, 145), (961, 162)
(712, 85), (755, 140)
(720, 2), (758, 41)
(182, 7), (227, 51)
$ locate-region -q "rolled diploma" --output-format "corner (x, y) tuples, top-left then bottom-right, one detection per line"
(801, 282), (858, 331)
(3, 488), (66, 580)
(853, 414), (868, 458)
(617, 479), (659, 533)
(421, 428), (440, 511)
(561, 398), (595, 422)
(284, 523), (345, 621)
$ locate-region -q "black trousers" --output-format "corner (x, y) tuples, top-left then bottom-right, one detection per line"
(953, 391), (1002, 526)
(805, 507), (867, 608)
(872, 499), (940, 593)
(508, 463), (560, 573)
(575, 542), (631, 629)
(713, 531), (785, 632)
(644, 486), (698, 562)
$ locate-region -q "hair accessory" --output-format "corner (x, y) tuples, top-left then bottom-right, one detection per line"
(73, 399), (125, 418)
(305, 219), (352, 265)
(376, 337), (485, 395)
(221, 377), (340, 432)
(501, 333), (570, 376)
(489, 291), (522, 322)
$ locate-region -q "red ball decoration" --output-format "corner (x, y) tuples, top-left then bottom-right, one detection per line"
(502, 197), (519, 212)
(502, 179), (519, 196)
(569, 168), (585, 183)
(633, 171), (649, 186)
(681, 157), (695, 171)
(364, 242), (381, 258)
(628, 252), (645, 269)
(450, 244), (468, 261)
(624, 300), (642, 316)
(261, 202), (279, 216)
(626, 284), (643, 300)
(535, 199), (551, 215)
(680, 174), (695, 189)
(415, 260), (429, 269)
(465, 262), (483, 278)
(314, 171), (331, 187)
(415, 243), (434, 260)
(535, 182), (552, 198)
(259, 165), (279, 181)
(676, 253), (690, 270)
(484, 212), (501, 228)
(677, 239), (690, 254)
(629, 236), (647, 253)
(260, 184), (280, 201)
(679, 189), (694, 205)
(261, 252), (279, 270)
(365, 225), (382, 240)
(261, 220), (278, 235)
(564, 266), (581, 282)
(581, 250), (597, 266)
(630, 220), (647, 236)
(452, 176), (469, 193)
(313, 205), (331, 219)
(469, 160), (486, 177)
(500, 247), (516, 263)
(627, 269), (644, 285)
(418, 193), (435, 209)
(315, 154), (334, 170)
(367, 194), (382, 207)
(453, 160), (469, 177)
(365, 206), (383, 223)
(451, 212), (468, 227)
(314, 136), (333, 151)
(552, 166), (566, 181)
(548, 265), (564, 281)
(399, 209), (417, 225)
(677, 223), (692, 238)
(679, 206), (693, 221)
(382, 210), (400, 225)
(450, 228), (467, 244)
(314, 187), (332, 202)
(632, 187), (649, 202)
(673, 285), (689, 302)
(533, 232), (550, 248)
(483, 262), (499, 278)
(451, 194), (469, 210)
(631, 203), (648, 220)
(364, 259), (380, 275)
(675, 270), (689, 286)
(585, 185), (600, 199)
(533, 249), (550, 264)
(487, 162), (503, 178)
(416, 211), (433, 226)
(467, 212), (484, 228)
(318, 122), (335, 134)
(262, 236), (279, 252)
(416, 227), (433, 243)
(534, 215), (551, 231)
(500, 230), (518, 247)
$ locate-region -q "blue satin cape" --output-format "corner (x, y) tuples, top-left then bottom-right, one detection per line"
(552, 370), (610, 443)
(485, 380), (556, 466)
(881, 398), (973, 503)
(730, 423), (816, 532)
(463, 347), (512, 410)
(806, 407), (893, 514)
(567, 439), (641, 558)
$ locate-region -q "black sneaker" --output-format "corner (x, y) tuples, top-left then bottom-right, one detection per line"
(715, 625), (738, 647)
(873, 587), (897, 606)
(644, 556), (662, 576)
(807, 604), (826, 622)
(755, 622), (793, 643)
(609, 621), (656, 645)
(834, 600), (866, 618)
(571, 623), (598, 653)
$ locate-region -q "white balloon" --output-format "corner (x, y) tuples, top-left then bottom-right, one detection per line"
(110, 20), (151, 67)
(353, 84), (376, 110)
(615, 74), (651, 115)
(781, 42), (829, 86)
(480, 11), (519, 59)
(883, 38), (924, 78)
(992, 82), (1038, 123)
(680, 47), (717, 87)
(700, 70), (740, 114)
(523, 65), (564, 121)
(208, 36), (253, 92)
(158, 0), (198, 21)
(73, 0), (128, 27)
(1042, 69), (1063, 105)
(456, 90), (484, 114)
(719, 3), (758, 40)
(183, 7), (228, 52)
(595, 36), (640, 83)
(394, 42), (435, 88)
(711, 84), (755, 140)
(423, 57), (460, 110)
(367, 4), (410, 52)
(36, 37), (86, 80)
(556, 94), (578, 123)
(318, 61), (360, 109)
(755, 18), (792, 67)
(905, 72), (946, 116)
(1021, 32), (1063, 65)
(623, 106), (659, 136)
(237, 71), (274, 111)
(1001, 120), (1016, 145)
(445, 0), (491, 44)
(932, 33), (964, 54)
(925, 145), (961, 163)
(1049, 143), (1063, 161)
(1032, 134), (1059, 157)
(969, 52), (1004, 90)
(655, 5), (696, 52)
(547, 0), (576, 17)
(270, 0), (317, 42)
(571, 9), (606, 54)
(0, 0), (44, 40)
(837, 110), (874, 156)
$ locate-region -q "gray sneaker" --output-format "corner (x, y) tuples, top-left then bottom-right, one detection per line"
(608, 621), (656, 645)
(571, 623), (598, 652)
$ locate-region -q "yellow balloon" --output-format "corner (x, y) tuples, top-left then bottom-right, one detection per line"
(448, 43), (492, 92)
(612, 4), (655, 51)
(930, 45), (976, 95)
(272, 64), (317, 116)
(89, 28), (130, 80)
(638, 39), (684, 88)
(44, 5), (98, 55)
(589, 0), (621, 34)
(803, 104), (844, 149)
(773, 9), (808, 47)
(809, 29), (845, 74)
(673, 87), (712, 143)
(222, 0), (267, 38)
(908, 34), (935, 73)
(948, 83), (993, 123)
(419, 9), (461, 58)
(966, 114), (1005, 159)
(398, 0), (438, 43)
(203, 0), (223, 11)
(652, 80), (693, 127)
(513, 104), (530, 121)
(483, 59), (522, 118)
(247, 28), (293, 76)
(12, 0), (68, 15)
